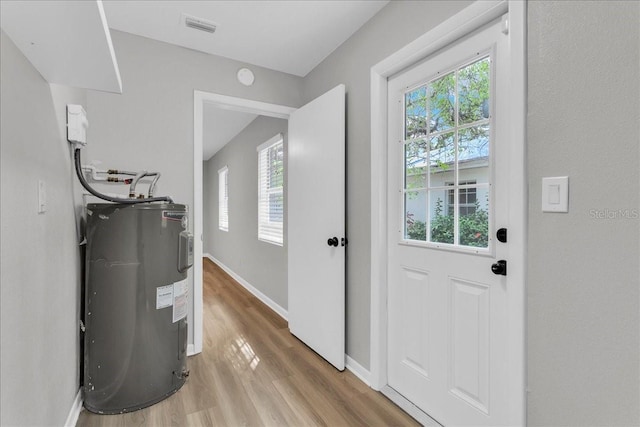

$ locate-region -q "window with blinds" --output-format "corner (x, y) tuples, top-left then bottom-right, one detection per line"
(257, 134), (284, 246)
(218, 166), (229, 232)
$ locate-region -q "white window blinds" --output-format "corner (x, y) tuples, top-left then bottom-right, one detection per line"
(257, 134), (284, 246)
(218, 166), (229, 231)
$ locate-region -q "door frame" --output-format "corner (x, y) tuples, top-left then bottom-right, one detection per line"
(192, 91), (296, 354)
(369, 0), (527, 424)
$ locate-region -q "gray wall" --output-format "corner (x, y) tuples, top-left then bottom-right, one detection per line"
(0, 31), (85, 426)
(85, 30), (303, 344)
(302, 1), (639, 425)
(2, 2), (638, 425)
(204, 116), (288, 310)
(527, 2), (640, 426)
(302, 0), (473, 367)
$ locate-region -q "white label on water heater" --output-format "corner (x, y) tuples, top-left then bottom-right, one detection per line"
(156, 285), (173, 309)
(172, 279), (188, 323)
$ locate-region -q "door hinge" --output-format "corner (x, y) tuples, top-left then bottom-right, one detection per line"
(501, 14), (509, 35)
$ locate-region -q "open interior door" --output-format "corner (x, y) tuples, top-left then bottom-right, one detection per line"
(288, 84), (346, 370)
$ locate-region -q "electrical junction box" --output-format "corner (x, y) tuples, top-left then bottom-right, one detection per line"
(67, 104), (88, 145)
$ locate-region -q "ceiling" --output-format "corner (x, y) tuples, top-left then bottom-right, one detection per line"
(203, 106), (257, 160)
(102, 0), (389, 77)
(102, 0), (389, 158)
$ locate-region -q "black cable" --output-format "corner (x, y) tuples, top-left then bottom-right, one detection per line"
(74, 148), (173, 205)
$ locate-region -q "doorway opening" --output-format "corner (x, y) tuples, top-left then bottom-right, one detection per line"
(192, 91), (296, 354)
(369, 1), (526, 425)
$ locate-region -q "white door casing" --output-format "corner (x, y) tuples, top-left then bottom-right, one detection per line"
(288, 84), (346, 371)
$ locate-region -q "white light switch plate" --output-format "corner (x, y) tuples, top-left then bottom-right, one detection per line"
(542, 176), (569, 212)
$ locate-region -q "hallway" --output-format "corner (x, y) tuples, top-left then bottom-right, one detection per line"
(77, 258), (418, 426)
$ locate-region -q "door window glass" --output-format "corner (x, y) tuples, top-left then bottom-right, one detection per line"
(402, 56), (491, 248)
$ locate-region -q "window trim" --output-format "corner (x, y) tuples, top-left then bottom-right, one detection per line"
(218, 166), (229, 232)
(257, 134), (284, 246)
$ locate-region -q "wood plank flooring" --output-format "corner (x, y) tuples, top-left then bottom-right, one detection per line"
(77, 258), (419, 426)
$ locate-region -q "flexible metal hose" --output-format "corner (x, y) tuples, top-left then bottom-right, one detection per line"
(74, 148), (173, 204)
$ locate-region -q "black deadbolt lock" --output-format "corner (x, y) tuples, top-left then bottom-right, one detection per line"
(496, 228), (507, 243)
(327, 237), (339, 247)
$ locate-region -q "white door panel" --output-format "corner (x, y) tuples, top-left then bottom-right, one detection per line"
(288, 84), (345, 370)
(388, 19), (512, 426)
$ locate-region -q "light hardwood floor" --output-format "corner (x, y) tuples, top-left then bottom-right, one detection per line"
(77, 258), (419, 426)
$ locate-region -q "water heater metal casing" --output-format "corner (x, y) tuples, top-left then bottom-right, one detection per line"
(83, 203), (192, 414)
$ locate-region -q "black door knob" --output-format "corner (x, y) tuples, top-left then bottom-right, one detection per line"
(327, 237), (339, 247)
(491, 260), (507, 276)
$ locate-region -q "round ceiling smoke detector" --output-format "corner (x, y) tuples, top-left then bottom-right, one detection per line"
(237, 68), (255, 86)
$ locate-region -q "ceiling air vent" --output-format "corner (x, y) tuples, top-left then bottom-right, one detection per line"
(183, 14), (217, 34)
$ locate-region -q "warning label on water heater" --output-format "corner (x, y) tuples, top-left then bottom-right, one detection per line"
(156, 285), (173, 309)
(162, 211), (186, 221)
(172, 279), (188, 323)
(163, 211), (188, 229)
(156, 280), (189, 323)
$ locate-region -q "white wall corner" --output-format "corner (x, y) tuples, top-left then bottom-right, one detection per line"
(64, 388), (83, 427)
(193, 91), (205, 357)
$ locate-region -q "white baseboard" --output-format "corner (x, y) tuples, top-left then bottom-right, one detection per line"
(204, 253), (288, 321)
(345, 355), (371, 386)
(381, 385), (442, 426)
(187, 344), (196, 356)
(64, 388), (83, 427)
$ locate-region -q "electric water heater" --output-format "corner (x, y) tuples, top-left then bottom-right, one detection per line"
(83, 203), (193, 414)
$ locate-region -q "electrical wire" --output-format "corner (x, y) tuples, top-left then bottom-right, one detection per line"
(74, 148), (173, 205)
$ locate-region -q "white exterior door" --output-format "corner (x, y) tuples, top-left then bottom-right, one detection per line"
(288, 84), (346, 370)
(387, 19), (515, 426)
